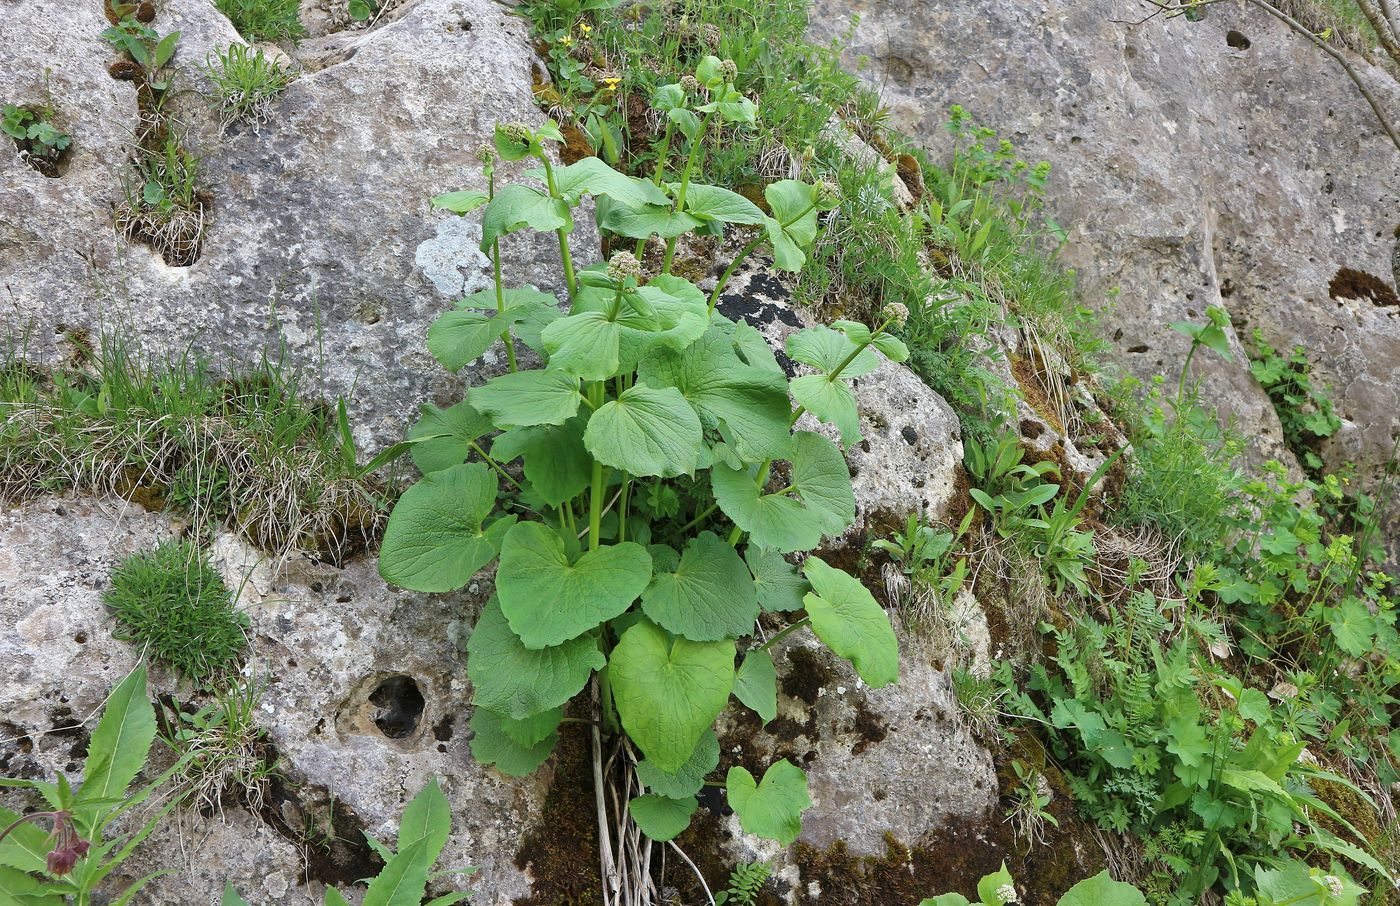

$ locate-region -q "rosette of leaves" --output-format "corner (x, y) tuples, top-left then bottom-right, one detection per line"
(383, 118), (903, 847)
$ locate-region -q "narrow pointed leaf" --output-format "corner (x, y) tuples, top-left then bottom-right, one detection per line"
(78, 665), (154, 809)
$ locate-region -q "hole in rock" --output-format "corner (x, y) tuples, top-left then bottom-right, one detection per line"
(1226, 30), (1251, 49)
(368, 675), (424, 739)
(1019, 418), (1045, 440)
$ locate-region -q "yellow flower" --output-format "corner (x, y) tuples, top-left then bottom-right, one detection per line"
(578, 22), (593, 34)
(558, 34), (573, 46)
(601, 76), (622, 91)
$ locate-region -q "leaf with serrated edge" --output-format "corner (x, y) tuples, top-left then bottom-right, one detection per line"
(471, 369), (581, 428)
(467, 598), (604, 718)
(584, 385), (703, 478)
(642, 531), (759, 640)
(745, 547), (809, 612)
(469, 709), (556, 777)
(379, 464), (506, 593)
(610, 620), (734, 772)
(497, 522), (652, 648)
(734, 650), (777, 723)
(785, 326), (879, 377)
(635, 730), (719, 798)
(790, 431), (856, 535)
(725, 760), (811, 845)
(408, 401), (491, 474)
(802, 557), (899, 688)
(711, 463), (824, 553)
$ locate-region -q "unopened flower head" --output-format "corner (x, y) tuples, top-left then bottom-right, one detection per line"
(476, 144), (495, 165)
(501, 122), (532, 144)
(996, 884), (1018, 904)
(701, 23), (721, 50)
(1323, 875), (1344, 897)
(680, 74), (701, 94)
(883, 302), (910, 328)
(607, 251), (642, 283)
(719, 59), (738, 83)
(815, 179), (840, 208)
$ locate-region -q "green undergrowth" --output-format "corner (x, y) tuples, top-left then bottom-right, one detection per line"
(213, 0), (305, 43)
(0, 333), (390, 561)
(105, 539), (248, 686)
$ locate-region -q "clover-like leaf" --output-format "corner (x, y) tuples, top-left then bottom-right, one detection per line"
(471, 369), (582, 427)
(734, 650), (777, 723)
(469, 707), (557, 777)
(497, 522), (652, 648)
(802, 557), (899, 688)
(467, 598), (604, 719)
(407, 400), (491, 474)
(379, 463), (510, 592)
(584, 385), (703, 478)
(629, 794), (698, 842)
(745, 547), (809, 612)
(610, 620), (735, 772)
(726, 760), (811, 845)
(635, 729), (719, 798)
(642, 531), (759, 640)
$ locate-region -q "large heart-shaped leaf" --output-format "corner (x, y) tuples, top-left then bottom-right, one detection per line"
(497, 522), (652, 648)
(790, 431), (856, 535)
(428, 288), (555, 371)
(802, 557), (899, 688)
(630, 794), (698, 842)
(542, 310), (624, 380)
(638, 329), (793, 461)
(642, 531), (759, 640)
(379, 464), (510, 593)
(467, 598), (604, 718)
(790, 374), (860, 446)
(683, 184), (766, 225)
(584, 385), (703, 478)
(635, 729), (719, 798)
(600, 199), (702, 239)
(551, 157), (670, 208)
(407, 401), (492, 474)
(1057, 872), (1145, 906)
(610, 620), (735, 772)
(471, 369), (582, 427)
(786, 326), (879, 377)
(726, 760), (811, 845)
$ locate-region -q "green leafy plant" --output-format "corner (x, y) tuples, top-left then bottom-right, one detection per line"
(0, 665), (189, 904)
(3, 102), (71, 177)
(214, 0), (305, 42)
(159, 679), (275, 814)
(1019, 450), (1121, 596)
(104, 540), (249, 687)
(1248, 332), (1341, 474)
(965, 431), (1060, 536)
(379, 106), (902, 866)
(714, 859), (772, 906)
(222, 778), (473, 905)
(920, 864), (1145, 906)
(202, 44), (295, 127)
(1004, 760), (1058, 848)
(101, 17), (181, 93)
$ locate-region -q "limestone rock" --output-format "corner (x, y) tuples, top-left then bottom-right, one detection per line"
(0, 0), (594, 451)
(809, 0), (1400, 552)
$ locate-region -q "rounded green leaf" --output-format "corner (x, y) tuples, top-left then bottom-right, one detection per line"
(711, 463), (824, 554)
(764, 180), (819, 247)
(726, 760), (811, 845)
(642, 531), (759, 640)
(635, 729), (719, 798)
(470, 369), (582, 428)
(785, 326), (879, 377)
(802, 557), (899, 688)
(790, 374), (860, 447)
(490, 419), (591, 509)
(734, 650), (777, 723)
(1056, 871), (1145, 906)
(610, 620), (735, 773)
(790, 431), (856, 536)
(552, 157), (670, 208)
(408, 401), (491, 474)
(469, 707), (557, 777)
(497, 522), (653, 648)
(428, 309), (506, 372)
(977, 863), (1016, 905)
(683, 184), (766, 226)
(542, 310), (622, 380)
(481, 183), (572, 248)
(629, 794), (698, 842)
(584, 385), (703, 478)
(379, 463), (508, 592)
(467, 598), (604, 719)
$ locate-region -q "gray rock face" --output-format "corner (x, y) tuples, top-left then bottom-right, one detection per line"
(0, 0), (591, 450)
(809, 0), (1400, 547)
(0, 496), (544, 904)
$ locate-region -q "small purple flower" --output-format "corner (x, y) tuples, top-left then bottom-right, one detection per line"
(0, 809), (89, 878)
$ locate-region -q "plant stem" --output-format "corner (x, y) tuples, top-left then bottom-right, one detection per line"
(678, 502), (717, 534)
(469, 441), (522, 490)
(541, 155), (577, 297)
(618, 474), (631, 543)
(759, 617), (811, 651)
(487, 167), (518, 372)
(661, 109), (715, 272)
(588, 383), (606, 551)
(705, 201), (819, 314)
(635, 118), (677, 258)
